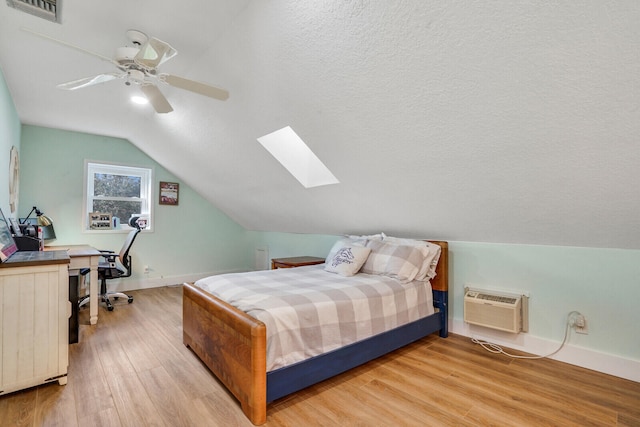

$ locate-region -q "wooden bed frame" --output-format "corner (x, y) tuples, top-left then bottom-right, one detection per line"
(183, 241), (448, 425)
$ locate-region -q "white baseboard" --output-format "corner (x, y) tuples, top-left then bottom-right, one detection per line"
(105, 268), (247, 292)
(451, 319), (640, 383)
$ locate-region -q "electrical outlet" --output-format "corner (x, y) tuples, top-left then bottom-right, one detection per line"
(575, 314), (588, 334)
(144, 265), (149, 274)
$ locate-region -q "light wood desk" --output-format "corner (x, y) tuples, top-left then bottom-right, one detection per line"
(46, 245), (102, 325)
(0, 251), (71, 394)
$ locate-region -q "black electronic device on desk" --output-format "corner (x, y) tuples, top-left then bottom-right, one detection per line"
(13, 235), (42, 251)
(9, 219), (42, 251)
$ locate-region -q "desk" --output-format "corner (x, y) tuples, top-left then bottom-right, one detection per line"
(46, 245), (101, 325)
(0, 251), (71, 394)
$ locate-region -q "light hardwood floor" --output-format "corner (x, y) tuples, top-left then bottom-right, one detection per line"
(0, 285), (638, 426)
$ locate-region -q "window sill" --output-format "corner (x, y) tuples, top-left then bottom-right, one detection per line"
(83, 227), (152, 234)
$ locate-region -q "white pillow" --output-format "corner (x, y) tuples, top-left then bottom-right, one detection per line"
(325, 238), (367, 264)
(345, 233), (384, 241)
(324, 245), (372, 277)
(381, 234), (441, 280)
(361, 241), (426, 283)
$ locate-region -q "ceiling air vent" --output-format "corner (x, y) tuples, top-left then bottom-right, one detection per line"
(6, 0), (60, 23)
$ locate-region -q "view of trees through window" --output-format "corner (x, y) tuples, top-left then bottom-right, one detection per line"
(85, 162), (152, 230)
(92, 173), (142, 223)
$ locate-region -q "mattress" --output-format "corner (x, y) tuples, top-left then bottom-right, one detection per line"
(194, 265), (434, 371)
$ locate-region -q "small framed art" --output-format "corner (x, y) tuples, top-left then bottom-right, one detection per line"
(159, 181), (179, 206)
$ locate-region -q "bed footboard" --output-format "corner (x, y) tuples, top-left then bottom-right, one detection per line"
(183, 283), (267, 425)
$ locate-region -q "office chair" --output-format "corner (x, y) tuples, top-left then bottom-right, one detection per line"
(79, 217), (143, 311)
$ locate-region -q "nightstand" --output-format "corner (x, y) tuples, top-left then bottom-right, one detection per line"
(271, 256), (325, 269)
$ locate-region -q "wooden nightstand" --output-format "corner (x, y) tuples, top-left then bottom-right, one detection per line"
(271, 256), (325, 269)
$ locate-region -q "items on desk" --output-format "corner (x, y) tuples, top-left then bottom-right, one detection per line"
(20, 206), (56, 240)
(0, 207), (19, 261)
(12, 219), (44, 251)
(6, 206), (57, 251)
(14, 234), (43, 251)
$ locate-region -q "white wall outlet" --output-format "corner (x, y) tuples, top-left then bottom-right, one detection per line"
(143, 265), (149, 274)
(575, 314), (588, 334)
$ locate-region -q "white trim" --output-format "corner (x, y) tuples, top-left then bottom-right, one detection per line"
(83, 160), (154, 232)
(101, 269), (247, 293)
(451, 319), (640, 383)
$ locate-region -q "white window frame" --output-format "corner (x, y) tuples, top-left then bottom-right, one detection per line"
(83, 161), (154, 232)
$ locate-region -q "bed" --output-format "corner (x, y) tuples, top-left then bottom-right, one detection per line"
(183, 239), (448, 425)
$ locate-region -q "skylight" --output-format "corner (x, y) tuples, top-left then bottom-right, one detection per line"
(257, 126), (339, 188)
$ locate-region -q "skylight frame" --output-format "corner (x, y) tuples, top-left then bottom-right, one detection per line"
(257, 126), (339, 189)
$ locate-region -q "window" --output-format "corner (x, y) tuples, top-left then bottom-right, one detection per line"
(84, 162), (153, 231)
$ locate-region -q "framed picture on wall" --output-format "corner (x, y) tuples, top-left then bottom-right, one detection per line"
(159, 181), (179, 206)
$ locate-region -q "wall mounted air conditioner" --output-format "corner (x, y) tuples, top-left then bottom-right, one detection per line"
(464, 287), (529, 333)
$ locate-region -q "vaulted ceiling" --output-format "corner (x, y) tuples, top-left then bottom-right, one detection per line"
(1, 1), (639, 249)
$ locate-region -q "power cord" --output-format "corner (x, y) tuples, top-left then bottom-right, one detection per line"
(471, 310), (582, 360)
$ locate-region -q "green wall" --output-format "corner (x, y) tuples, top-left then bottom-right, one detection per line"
(2, 70), (637, 380)
(19, 125), (250, 287)
(246, 230), (338, 264)
(0, 66), (21, 217)
(450, 242), (640, 359)
(247, 231), (640, 379)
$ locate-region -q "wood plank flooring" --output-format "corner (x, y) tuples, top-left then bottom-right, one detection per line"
(0, 285), (638, 426)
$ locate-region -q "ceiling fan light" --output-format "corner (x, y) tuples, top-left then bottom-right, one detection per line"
(131, 95), (148, 105)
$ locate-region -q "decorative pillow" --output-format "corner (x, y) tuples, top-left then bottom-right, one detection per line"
(325, 238), (366, 265)
(324, 245), (372, 277)
(381, 234), (441, 280)
(361, 240), (426, 283)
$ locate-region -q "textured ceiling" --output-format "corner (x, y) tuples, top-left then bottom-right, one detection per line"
(1, 1), (639, 249)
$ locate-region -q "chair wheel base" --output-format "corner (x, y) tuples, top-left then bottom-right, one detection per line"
(81, 291), (133, 312)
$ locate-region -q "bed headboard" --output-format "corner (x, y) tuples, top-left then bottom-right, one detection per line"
(427, 240), (448, 293)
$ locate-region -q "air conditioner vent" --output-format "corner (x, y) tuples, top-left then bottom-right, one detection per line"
(476, 294), (517, 304)
(6, 0), (60, 23)
(464, 288), (529, 333)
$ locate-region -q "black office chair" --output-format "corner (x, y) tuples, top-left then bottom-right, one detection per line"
(79, 217), (143, 311)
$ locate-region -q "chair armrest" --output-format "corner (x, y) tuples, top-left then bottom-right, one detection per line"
(99, 250), (118, 263)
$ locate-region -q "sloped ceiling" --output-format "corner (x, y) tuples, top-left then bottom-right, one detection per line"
(1, 1), (639, 249)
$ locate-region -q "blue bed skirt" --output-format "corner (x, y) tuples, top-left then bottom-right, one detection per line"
(267, 289), (448, 402)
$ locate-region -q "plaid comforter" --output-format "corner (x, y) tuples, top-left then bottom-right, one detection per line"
(194, 265), (434, 371)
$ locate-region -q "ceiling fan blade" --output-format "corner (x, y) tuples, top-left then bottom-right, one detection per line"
(20, 27), (117, 65)
(57, 73), (122, 90)
(135, 37), (177, 69)
(163, 74), (229, 101)
(140, 84), (174, 114)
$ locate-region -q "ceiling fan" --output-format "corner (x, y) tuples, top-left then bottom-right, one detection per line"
(23, 28), (229, 113)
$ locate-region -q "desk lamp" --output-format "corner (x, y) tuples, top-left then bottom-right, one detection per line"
(21, 206), (56, 240)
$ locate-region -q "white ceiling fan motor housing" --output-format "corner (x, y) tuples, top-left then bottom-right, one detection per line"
(126, 69), (146, 85)
(115, 47), (139, 66)
(126, 29), (148, 46)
